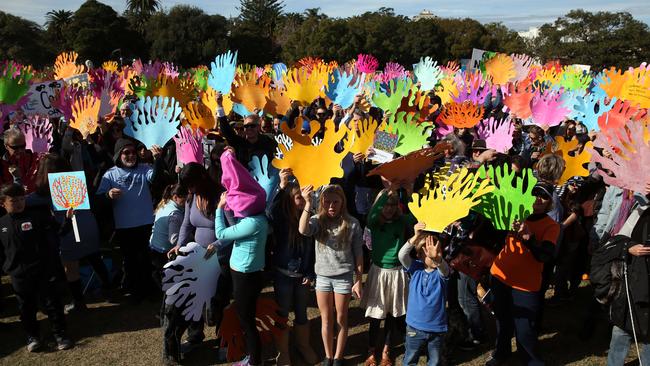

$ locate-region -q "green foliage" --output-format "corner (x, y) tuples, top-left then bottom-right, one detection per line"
(45, 10), (73, 51)
(145, 5), (229, 67)
(0, 11), (52, 67)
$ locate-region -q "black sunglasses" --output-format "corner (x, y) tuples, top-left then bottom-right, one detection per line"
(243, 124), (257, 129)
(7, 143), (26, 150)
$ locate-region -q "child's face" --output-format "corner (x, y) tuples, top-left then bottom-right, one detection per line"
(2, 196), (25, 213)
(172, 195), (187, 207)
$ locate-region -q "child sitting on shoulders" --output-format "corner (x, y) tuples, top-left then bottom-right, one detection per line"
(398, 222), (450, 366)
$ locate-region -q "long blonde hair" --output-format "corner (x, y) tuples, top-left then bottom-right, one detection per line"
(315, 185), (352, 250)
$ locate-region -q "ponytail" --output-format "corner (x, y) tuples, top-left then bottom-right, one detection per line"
(155, 183), (188, 213)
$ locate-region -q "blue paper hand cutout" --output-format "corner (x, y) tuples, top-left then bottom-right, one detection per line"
(573, 94), (616, 132)
(326, 69), (362, 108)
(414, 57), (443, 91)
(125, 96), (182, 149)
(208, 50), (238, 95)
(248, 154), (279, 205)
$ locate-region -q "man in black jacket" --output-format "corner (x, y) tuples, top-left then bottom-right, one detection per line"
(0, 183), (74, 352)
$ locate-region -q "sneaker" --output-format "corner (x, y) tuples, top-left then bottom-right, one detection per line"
(232, 355), (251, 366)
(333, 359), (345, 366)
(458, 340), (477, 351)
(64, 301), (87, 314)
(55, 335), (74, 350)
(179, 340), (200, 354)
(26, 337), (42, 352)
(321, 358), (333, 366)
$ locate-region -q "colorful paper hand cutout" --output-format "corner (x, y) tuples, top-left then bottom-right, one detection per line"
(282, 66), (327, 106)
(377, 62), (407, 83)
(356, 54), (379, 74)
(264, 89), (291, 116)
(414, 57), (443, 91)
(201, 87), (233, 116)
(367, 144), (449, 184)
(163, 242), (221, 321)
(384, 111), (433, 155)
(102, 61), (118, 73)
(47, 171), (90, 211)
(597, 99), (643, 132)
(553, 136), (593, 184)
(125, 96), (182, 149)
(531, 90), (569, 128)
(559, 66), (592, 91)
(69, 94), (100, 139)
(0, 61), (32, 105)
(326, 69), (362, 108)
(409, 167), (494, 232)
(572, 94), (615, 131)
(371, 78), (413, 116)
(438, 101), (484, 129)
(231, 71), (271, 113)
(182, 101), (215, 130)
(510, 53), (534, 82)
(452, 71), (491, 104)
(174, 125), (204, 165)
(19, 115), (52, 153)
(474, 164), (537, 230)
(619, 63), (650, 108)
(248, 154), (279, 205)
(348, 118), (379, 155)
(589, 122), (650, 193)
(503, 82), (534, 119)
(272, 119), (352, 188)
(434, 76), (458, 105)
(208, 50), (238, 95)
(476, 117), (513, 153)
(54, 52), (85, 80)
(484, 54), (515, 85)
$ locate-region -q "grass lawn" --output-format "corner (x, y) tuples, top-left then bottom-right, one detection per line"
(0, 275), (631, 366)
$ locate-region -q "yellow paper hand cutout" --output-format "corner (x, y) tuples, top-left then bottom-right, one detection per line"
(408, 168), (494, 232)
(279, 118), (321, 145)
(102, 61), (118, 73)
(348, 118), (379, 155)
(435, 76), (458, 105)
(231, 71), (271, 113)
(264, 89), (291, 116)
(183, 101), (215, 130)
(620, 64), (650, 108)
(70, 94), (100, 139)
(273, 119), (353, 188)
(553, 137), (593, 184)
(54, 52), (86, 80)
(484, 54), (516, 85)
(200, 87), (233, 116)
(282, 66), (327, 106)
(148, 75), (196, 108)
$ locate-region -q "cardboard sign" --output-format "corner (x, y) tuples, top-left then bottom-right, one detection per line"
(21, 80), (63, 117)
(63, 73), (89, 89)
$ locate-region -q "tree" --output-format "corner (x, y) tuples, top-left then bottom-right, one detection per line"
(64, 0), (141, 64)
(484, 22), (528, 55)
(533, 10), (650, 69)
(45, 9), (73, 48)
(145, 5), (229, 67)
(232, 0), (285, 64)
(238, 0), (284, 39)
(125, 0), (161, 32)
(0, 11), (52, 67)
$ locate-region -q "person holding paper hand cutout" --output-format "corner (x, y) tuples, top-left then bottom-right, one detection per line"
(398, 222), (449, 366)
(486, 182), (561, 366)
(299, 184), (364, 366)
(0, 183), (74, 352)
(1, 128), (40, 193)
(96, 138), (164, 303)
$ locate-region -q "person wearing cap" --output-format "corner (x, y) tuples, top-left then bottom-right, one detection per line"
(229, 121), (245, 138)
(486, 182), (561, 366)
(96, 138), (163, 302)
(467, 139), (497, 169)
(215, 92), (277, 165)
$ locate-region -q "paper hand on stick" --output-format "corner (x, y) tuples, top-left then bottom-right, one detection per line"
(231, 71), (271, 113)
(54, 52), (85, 80)
(207, 50), (238, 94)
(484, 54), (515, 85)
(371, 78), (413, 116)
(349, 118), (380, 155)
(248, 155), (279, 205)
(553, 137), (593, 184)
(19, 116), (53, 154)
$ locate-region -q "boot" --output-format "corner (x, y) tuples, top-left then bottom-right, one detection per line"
(294, 323), (319, 365)
(275, 327), (291, 366)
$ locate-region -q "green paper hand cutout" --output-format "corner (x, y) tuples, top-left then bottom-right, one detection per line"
(387, 111), (433, 156)
(0, 62), (33, 105)
(371, 78), (413, 116)
(473, 164), (537, 230)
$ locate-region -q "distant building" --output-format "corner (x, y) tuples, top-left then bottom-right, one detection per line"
(414, 10), (437, 21)
(518, 26), (539, 39)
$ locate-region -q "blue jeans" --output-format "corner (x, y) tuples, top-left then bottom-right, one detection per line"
(607, 325), (650, 365)
(458, 272), (484, 341)
(274, 273), (310, 325)
(403, 325), (444, 366)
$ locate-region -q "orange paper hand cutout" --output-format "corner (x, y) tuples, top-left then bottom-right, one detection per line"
(54, 52), (85, 80)
(273, 119), (352, 188)
(598, 99), (643, 132)
(349, 118), (380, 155)
(148, 75), (196, 108)
(200, 87), (233, 116)
(102, 61), (118, 73)
(503, 82), (534, 119)
(183, 101), (215, 130)
(597, 67), (627, 100)
(485, 54), (516, 85)
(231, 71), (271, 113)
(70, 94), (100, 138)
(264, 89), (291, 116)
(438, 101), (484, 128)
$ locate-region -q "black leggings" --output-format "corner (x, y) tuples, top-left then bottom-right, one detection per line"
(114, 225), (153, 297)
(85, 251), (112, 288)
(368, 314), (405, 353)
(231, 270), (263, 365)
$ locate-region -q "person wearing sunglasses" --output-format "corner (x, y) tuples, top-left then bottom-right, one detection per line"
(215, 92), (277, 165)
(1, 128), (39, 193)
(96, 138), (164, 303)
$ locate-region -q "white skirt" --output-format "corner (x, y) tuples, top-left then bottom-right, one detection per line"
(361, 263), (409, 319)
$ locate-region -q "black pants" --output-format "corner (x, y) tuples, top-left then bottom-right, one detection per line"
(231, 270), (263, 364)
(12, 272), (66, 340)
(368, 314), (405, 353)
(114, 225), (153, 298)
(186, 261), (233, 343)
(492, 278), (543, 365)
(150, 250), (168, 291)
(85, 251), (112, 288)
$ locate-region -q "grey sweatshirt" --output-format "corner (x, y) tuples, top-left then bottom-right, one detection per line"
(303, 215), (363, 277)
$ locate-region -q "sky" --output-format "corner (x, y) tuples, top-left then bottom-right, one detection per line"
(2, 0), (649, 31)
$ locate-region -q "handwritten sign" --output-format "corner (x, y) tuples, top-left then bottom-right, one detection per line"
(21, 80), (62, 117)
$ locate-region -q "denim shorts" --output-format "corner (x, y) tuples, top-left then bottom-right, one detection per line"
(315, 272), (354, 294)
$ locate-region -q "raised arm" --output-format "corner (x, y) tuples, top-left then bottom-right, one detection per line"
(298, 185), (315, 236)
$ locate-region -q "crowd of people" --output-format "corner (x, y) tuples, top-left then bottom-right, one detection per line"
(0, 54), (649, 366)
